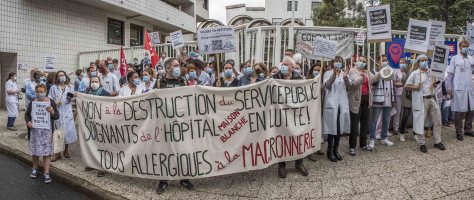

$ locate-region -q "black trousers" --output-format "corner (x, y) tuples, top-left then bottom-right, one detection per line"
(398, 107), (412, 134)
(349, 95), (369, 148)
(327, 107), (342, 149)
(278, 159), (303, 167)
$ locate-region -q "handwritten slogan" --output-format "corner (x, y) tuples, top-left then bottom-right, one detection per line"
(32, 102), (51, 129)
(76, 79), (322, 180)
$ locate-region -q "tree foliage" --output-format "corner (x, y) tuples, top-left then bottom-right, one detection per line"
(312, 0), (366, 27)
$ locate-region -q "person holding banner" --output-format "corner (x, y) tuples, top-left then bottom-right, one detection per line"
(214, 62), (239, 87)
(141, 70), (156, 91)
(5, 72), (19, 131)
(186, 64), (199, 86)
(119, 72), (146, 96)
(98, 60), (120, 96)
(405, 54), (446, 152)
(48, 71), (78, 161)
(238, 63), (266, 86)
(25, 84), (59, 183)
(306, 62), (326, 160)
(272, 56), (308, 177)
(446, 40), (474, 141)
(323, 56), (351, 161)
(86, 76), (110, 97)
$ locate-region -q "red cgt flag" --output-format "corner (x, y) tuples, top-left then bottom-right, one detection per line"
(119, 46), (128, 77)
(144, 32), (159, 69)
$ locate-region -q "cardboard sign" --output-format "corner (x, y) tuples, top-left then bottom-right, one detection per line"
(44, 55), (56, 72)
(312, 37), (337, 59)
(149, 32), (161, 47)
(431, 44), (449, 79)
(76, 78), (322, 180)
(366, 5), (392, 42)
(296, 30), (354, 59)
(197, 26), (236, 54)
(32, 101), (51, 129)
(170, 30), (184, 49)
(428, 20), (446, 51)
(405, 19), (432, 54)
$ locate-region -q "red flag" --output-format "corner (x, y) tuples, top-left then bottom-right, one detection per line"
(144, 32), (159, 69)
(119, 46), (128, 77)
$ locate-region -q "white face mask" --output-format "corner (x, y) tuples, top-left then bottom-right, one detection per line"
(91, 82), (100, 90)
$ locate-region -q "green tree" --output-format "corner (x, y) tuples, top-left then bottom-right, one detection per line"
(312, 0), (366, 27)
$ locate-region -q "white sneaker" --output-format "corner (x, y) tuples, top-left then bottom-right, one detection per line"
(388, 132), (393, 137)
(413, 135), (419, 143)
(381, 139), (394, 146)
(400, 134), (405, 142)
(369, 140), (375, 149)
(376, 135), (381, 140)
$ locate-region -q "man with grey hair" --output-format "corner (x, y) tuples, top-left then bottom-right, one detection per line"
(272, 56), (308, 178)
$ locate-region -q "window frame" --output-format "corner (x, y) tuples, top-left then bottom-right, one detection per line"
(107, 18), (124, 45)
(129, 23), (144, 47)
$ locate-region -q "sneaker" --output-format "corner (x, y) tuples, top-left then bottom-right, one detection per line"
(30, 168), (37, 179)
(456, 134), (464, 141)
(387, 132), (393, 137)
(381, 139), (394, 146)
(156, 181), (168, 194)
(376, 135), (381, 140)
(465, 132), (474, 137)
(295, 164), (309, 176)
(7, 127), (17, 131)
(420, 145), (428, 153)
(180, 180), (195, 190)
(44, 173), (52, 183)
(349, 148), (356, 156)
(369, 140), (375, 149)
(414, 134), (419, 143)
(399, 134), (405, 142)
(361, 145), (372, 151)
(434, 143), (446, 150)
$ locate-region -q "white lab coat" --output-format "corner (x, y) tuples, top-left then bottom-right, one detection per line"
(119, 84), (146, 96)
(323, 70), (350, 135)
(48, 84), (77, 144)
(447, 55), (474, 112)
(5, 80), (19, 117)
(406, 69), (428, 135)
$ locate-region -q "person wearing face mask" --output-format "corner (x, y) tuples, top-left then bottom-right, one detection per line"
(293, 63), (305, 79)
(74, 69), (83, 92)
(391, 59), (405, 136)
(214, 63), (239, 87)
(204, 61), (217, 86)
(119, 72), (145, 96)
(397, 58), (414, 141)
(238, 62), (266, 86)
(446, 40), (474, 141)
(139, 52), (151, 75)
(272, 56), (309, 178)
(133, 57), (140, 73)
(87, 76), (110, 96)
(5, 72), (19, 131)
(269, 66), (279, 78)
(405, 54), (446, 153)
(23, 68), (39, 110)
(322, 57), (351, 162)
(48, 71), (77, 162)
(141, 70), (156, 91)
(186, 64), (199, 86)
(25, 84), (60, 184)
(98, 60), (120, 96)
(158, 52), (167, 68)
(305, 63), (326, 161)
(111, 59), (121, 78)
(26, 71), (45, 107)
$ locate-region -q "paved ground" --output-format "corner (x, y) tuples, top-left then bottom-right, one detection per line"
(1, 110), (474, 200)
(0, 152), (90, 200)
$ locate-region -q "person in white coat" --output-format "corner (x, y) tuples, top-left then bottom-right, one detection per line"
(5, 72), (19, 131)
(405, 54), (446, 153)
(446, 40), (474, 141)
(48, 70), (78, 161)
(119, 72), (146, 96)
(323, 57), (350, 162)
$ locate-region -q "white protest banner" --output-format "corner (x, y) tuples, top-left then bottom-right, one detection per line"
(170, 30), (184, 49)
(296, 30), (354, 59)
(431, 44), (450, 79)
(149, 32), (161, 47)
(197, 26), (236, 54)
(76, 78), (322, 180)
(312, 37), (337, 60)
(405, 19), (432, 54)
(428, 20), (446, 51)
(366, 5), (392, 42)
(356, 31), (366, 46)
(44, 55), (56, 72)
(32, 102), (50, 129)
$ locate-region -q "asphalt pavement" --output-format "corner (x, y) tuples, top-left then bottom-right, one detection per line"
(0, 152), (90, 200)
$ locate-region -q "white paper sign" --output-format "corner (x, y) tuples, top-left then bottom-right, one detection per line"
(32, 101), (50, 129)
(405, 19), (432, 54)
(296, 30), (354, 59)
(76, 78), (322, 180)
(44, 55), (56, 72)
(197, 26), (236, 54)
(170, 30), (184, 49)
(312, 37), (337, 59)
(356, 31), (366, 46)
(366, 5), (392, 42)
(149, 32), (161, 47)
(431, 44), (449, 79)
(428, 20), (446, 51)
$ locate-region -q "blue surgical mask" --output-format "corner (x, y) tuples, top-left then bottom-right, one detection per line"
(294, 69), (301, 75)
(108, 64), (113, 69)
(335, 62), (343, 69)
(189, 71), (197, 79)
(462, 47), (469, 55)
(224, 69), (233, 77)
(280, 65), (289, 75)
(244, 67), (253, 76)
(172, 67), (181, 78)
(143, 76), (149, 82)
(382, 61), (389, 67)
(358, 62), (366, 69)
(313, 71), (320, 77)
(90, 71), (97, 77)
(399, 63), (407, 69)
(205, 67), (213, 74)
(133, 78), (140, 86)
(420, 61), (429, 68)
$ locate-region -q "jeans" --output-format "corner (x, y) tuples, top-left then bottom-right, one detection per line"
(370, 107), (391, 140)
(441, 100), (451, 124)
(349, 95), (369, 148)
(7, 117), (16, 128)
(398, 107), (411, 134)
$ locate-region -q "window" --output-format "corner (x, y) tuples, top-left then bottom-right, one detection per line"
(287, 1), (298, 11)
(107, 18), (124, 45)
(311, 2), (321, 10)
(203, 0), (208, 10)
(272, 18), (282, 25)
(130, 23), (144, 46)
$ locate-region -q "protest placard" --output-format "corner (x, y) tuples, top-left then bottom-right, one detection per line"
(44, 55), (56, 72)
(366, 5), (392, 42)
(431, 44), (449, 79)
(312, 37), (337, 60)
(428, 20), (446, 51)
(32, 102), (50, 129)
(149, 32), (161, 47)
(356, 31), (366, 46)
(170, 30), (184, 49)
(405, 19), (432, 54)
(76, 78), (322, 180)
(296, 30), (354, 59)
(197, 26), (236, 54)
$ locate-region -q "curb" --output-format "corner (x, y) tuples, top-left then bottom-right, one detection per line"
(0, 143), (128, 200)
